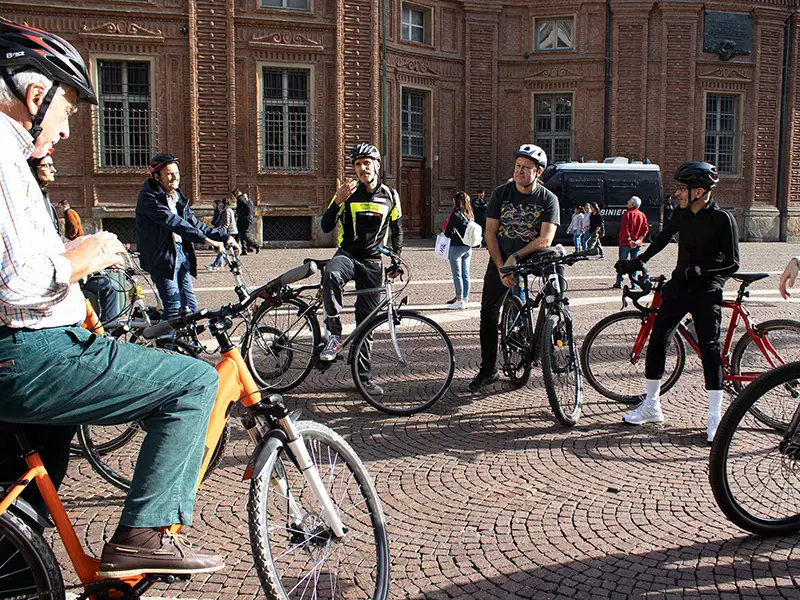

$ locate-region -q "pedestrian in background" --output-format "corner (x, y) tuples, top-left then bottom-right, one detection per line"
(233, 188), (259, 254)
(567, 206), (584, 251)
(443, 191), (474, 309)
(59, 198), (83, 240)
(614, 195), (648, 288)
(586, 202), (605, 259)
(473, 190), (488, 247)
(207, 198), (236, 271)
(580, 202), (592, 249)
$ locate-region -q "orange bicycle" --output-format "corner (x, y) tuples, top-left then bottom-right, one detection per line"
(0, 262), (390, 600)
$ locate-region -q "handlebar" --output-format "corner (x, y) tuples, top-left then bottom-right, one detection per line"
(499, 246), (599, 275)
(142, 261), (319, 340)
(620, 268), (663, 313)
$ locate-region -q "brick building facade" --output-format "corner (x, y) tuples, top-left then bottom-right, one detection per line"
(2, 0), (800, 243)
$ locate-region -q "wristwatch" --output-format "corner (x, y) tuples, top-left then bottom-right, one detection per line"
(512, 252), (521, 262)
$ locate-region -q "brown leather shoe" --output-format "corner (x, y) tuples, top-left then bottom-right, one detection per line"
(98, 526), (224, 578)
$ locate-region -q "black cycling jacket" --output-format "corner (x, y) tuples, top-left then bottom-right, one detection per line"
(640, 199), (739, 291)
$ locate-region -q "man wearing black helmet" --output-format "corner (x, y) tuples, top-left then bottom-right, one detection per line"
(0, 20), (224, 577)
(319, 143), (402, 393)
(616, 161), (740, 442)
(136, 153), (238, 320)
(468, 144), (560, 393)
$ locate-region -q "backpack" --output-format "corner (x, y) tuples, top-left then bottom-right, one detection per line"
(461, 220), (483, 247)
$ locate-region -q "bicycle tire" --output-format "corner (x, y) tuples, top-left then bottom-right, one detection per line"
(709, 361), (800, 536)
(243, 298), (320, 392)
(541, 309), (583, 427)
(499, 294), (533, 386)
(0, 509), (64, 600)
(730, 319), (800, 430)
(350, 310), (455, 415)
(248, 420), (390, 600)
(580, 310), (685, 404)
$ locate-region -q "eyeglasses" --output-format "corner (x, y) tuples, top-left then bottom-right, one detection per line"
(675, 184), (689, 192)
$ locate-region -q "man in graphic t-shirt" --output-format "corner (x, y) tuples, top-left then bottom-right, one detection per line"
(468, 144), (560, 392)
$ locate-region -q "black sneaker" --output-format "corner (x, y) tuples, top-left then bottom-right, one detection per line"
(467, 371), (500, 393)
(446, 297), (458, 306)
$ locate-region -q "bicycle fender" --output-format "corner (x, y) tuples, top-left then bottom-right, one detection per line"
(6, 497), (54, 530)
(242, 429), (288, 481)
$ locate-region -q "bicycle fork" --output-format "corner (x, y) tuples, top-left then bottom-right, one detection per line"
(385, 285), (407, 366)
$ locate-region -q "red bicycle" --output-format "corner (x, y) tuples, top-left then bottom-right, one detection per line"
(581, 270), (800, 430)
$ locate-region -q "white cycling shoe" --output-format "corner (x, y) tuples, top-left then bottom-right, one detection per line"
(623, 402), (664, 425)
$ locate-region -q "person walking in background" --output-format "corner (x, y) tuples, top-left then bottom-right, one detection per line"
(207, 198), (236, 271)
(443, 191), (474, 309)
(473, 190), (488, 247)
(586, 202), (605, 259)
(233, 188), (259, 254)
(614, 195), (649, 288)
(59, 198), (83, 240)
(567, 206), (584, 251)
(580, 202), (592, 249)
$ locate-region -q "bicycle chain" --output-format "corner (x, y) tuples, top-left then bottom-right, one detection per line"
(2, 578), (138, 600)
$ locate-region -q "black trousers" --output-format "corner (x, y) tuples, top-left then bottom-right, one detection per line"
(479, 260), (510, 376)
(645, 281), (724, 390)
(237, 219), (258, 253)
(0, 424), (76, 518)
(322, 250), (383, 379)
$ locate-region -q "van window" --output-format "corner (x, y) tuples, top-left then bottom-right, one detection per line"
(605, 178), (639, 206)
(636, 178), (662, 205)
(565, 175), (603, 207)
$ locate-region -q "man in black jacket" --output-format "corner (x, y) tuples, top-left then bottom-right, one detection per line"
(319, 143), (402, 394)
(232, 188), (259, 254)
(136, 154), (237, 320)
(616, 161), (740, 442)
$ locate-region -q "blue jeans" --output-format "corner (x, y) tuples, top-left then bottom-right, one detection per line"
(154, 243), (198, 321)
(615, 245), (642, 286)
(0, 326), (218, 527)
(572, 231), (584, 251)
(448, 245), (472, 299)
(209, 252), (225, 268)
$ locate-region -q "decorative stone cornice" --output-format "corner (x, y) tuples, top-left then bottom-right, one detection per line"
(249, 31), (324, 52)
(395, 58), (439, 75)
(697, 66), (752, 82)
(525, 66), (582, 80)
(80, 21), (164, 42)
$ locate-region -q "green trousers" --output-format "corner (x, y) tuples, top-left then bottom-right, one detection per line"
(0, 326), (217, 528)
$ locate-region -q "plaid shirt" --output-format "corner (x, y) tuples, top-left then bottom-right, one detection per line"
(0, 112), (84, 329)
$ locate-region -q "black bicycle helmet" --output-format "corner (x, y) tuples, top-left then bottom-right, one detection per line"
(514, 144), (548, 169)
(0, 19), (97, 139)
(674, 161), (719, 190)
(349, 143), (381, 164)
(149, 153), (179, 176)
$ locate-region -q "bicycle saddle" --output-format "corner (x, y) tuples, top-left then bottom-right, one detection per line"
(304, 258), (329, 272)
(730, 272), (769, 283)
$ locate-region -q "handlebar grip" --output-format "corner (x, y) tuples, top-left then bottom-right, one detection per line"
(277, 262), (319, 288)
(142, 320), (175, 340)
(499, 264), (515, 274)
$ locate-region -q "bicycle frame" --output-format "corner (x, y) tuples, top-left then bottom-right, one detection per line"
(0, 303), (348, 592)
(627, 281), (786, 384)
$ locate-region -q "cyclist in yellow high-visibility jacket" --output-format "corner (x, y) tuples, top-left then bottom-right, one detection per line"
(319, 143), (402, 395)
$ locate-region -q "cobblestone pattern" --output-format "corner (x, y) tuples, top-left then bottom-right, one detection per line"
(46, 242), (800, 599)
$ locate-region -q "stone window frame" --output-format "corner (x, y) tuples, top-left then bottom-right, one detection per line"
(91, 55), (156, 173)
(259, 0), (312, 11)
(534, 16), (576, 52)
(401, 2), (434, 47)
(703, 91), (744, 177)
(532, 92), (574, 165)
(256, 62), (316, 174)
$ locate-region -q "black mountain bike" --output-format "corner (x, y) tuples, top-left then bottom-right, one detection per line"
(499, 246), (598, 427)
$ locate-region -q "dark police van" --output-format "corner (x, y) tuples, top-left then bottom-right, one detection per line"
(542, 158), (664, 243)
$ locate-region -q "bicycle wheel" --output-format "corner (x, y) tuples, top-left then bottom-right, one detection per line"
(709, 362), (800, 536)
(730, 319), (800, 430)
(244, 299), (320, 392)
(0, 509), (64, 600)
(350, 310), (455, 415)
(79, 420), (230, 493)
(248, 420), (390, 600)
(581, 310), (685, 404)
(499, 294), (533, 386)
(541, 308), (583, 427)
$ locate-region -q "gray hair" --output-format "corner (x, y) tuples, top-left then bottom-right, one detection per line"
(0, 70), (64, 109)
(629, 196), (642, 209)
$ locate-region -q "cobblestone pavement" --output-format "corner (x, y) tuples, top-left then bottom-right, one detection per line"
(49, 241), (800, 599)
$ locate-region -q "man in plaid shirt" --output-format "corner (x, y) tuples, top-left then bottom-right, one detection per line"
(0, 20), (224, 578)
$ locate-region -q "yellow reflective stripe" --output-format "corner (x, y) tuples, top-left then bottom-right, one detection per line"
(349, 202), (390, 216)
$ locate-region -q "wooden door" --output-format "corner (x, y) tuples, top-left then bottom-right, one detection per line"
(401, 157), (425, 237)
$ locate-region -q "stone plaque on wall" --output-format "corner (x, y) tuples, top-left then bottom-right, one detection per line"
(704, 11), (752, 61)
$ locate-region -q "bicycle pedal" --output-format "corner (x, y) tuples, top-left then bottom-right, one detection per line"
(149, 573), (191, 584)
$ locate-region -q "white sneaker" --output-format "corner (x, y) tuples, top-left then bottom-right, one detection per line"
(623, 402), (665, 425)
(461, 300), (469, 310)
(447, 300), (463, 310)
(707, 411), (721, 443)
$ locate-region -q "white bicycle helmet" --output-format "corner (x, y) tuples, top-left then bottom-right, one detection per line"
(514, 144), (547, 169)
